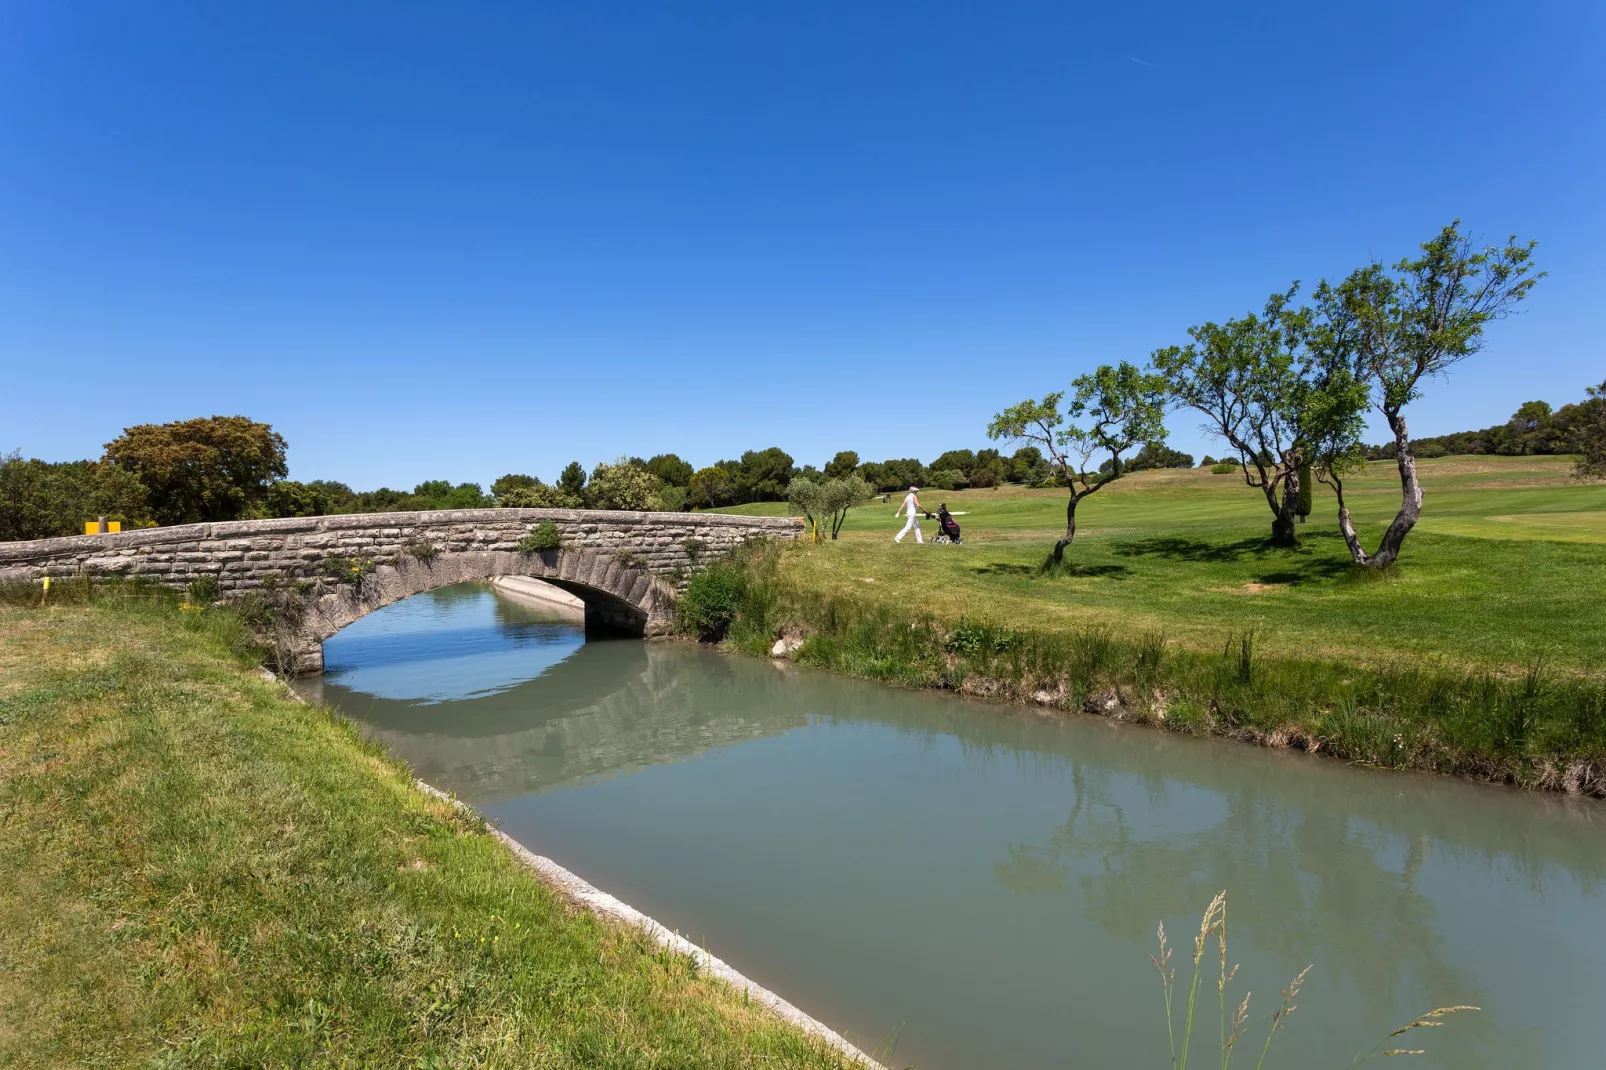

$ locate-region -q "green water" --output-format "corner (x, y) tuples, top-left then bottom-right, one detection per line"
(299, 583), (1606, 1069)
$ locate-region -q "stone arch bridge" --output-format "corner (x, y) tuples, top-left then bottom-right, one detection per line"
(0, 508), (802, 673)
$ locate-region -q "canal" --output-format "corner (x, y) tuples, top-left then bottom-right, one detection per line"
(297, 582), (1606, 1069)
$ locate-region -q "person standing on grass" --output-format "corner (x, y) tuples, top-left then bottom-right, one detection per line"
(894, 485), (925, 544)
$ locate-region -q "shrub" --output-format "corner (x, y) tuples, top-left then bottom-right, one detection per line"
(1211, 462), (1238, 475)
(518, 521), (561, 552)
(319, 555), (375, 586)
(586, 458), (663, 511)
(497, 482), (581, 509)
(185, 575), (221, 605)
(927, 468), (969, 491)
(676, 559), (747, 641)
(404, 537), (438, 562)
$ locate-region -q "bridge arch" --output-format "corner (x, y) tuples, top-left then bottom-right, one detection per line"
(292, 546), (673, 674)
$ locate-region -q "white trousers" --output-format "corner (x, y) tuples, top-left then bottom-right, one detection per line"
(895, 513), (923, 543)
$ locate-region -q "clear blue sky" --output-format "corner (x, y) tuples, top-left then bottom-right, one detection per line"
(3, 2), (1602, 488)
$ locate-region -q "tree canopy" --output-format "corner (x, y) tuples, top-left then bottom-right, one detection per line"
(103, 416), (288, 525)
(989, 361), (1168, 562)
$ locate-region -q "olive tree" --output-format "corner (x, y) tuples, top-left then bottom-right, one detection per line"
(788, 475), (874, 542)
(988, 362), (1168, 565)
(1309, 222), (1541, 567)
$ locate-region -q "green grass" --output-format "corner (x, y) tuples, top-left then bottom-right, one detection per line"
(0, 586), (857, 1068)
(711, 544), (1606, 794)
(716, 456), (1606, 674)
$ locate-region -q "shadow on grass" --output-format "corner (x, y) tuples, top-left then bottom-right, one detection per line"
(971, 560), (1131, 580)
(1111, 531), (1352, 586)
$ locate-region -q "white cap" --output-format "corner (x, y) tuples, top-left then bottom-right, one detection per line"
(909, 485), (918, 491)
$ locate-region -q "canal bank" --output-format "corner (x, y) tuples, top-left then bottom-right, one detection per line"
(703, 546), (1606, 798)
(0, 587), (873, 1068)
(313, 582), (1606, 1070)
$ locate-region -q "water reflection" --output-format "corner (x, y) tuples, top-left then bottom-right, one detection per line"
(314, 584), (1606, 1070)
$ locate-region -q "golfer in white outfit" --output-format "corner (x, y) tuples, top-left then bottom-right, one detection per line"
(894, 485), (924, 544)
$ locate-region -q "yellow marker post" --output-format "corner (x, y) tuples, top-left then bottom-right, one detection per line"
(40, 576), (50, 608)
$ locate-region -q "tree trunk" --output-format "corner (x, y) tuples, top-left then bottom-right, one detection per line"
(1271, 467), (1300, 546)
(1335, 410), (1422, 568)
(1051, 494), (1079, 563)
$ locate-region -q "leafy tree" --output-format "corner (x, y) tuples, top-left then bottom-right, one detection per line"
(789, 475), (875, 542)
(1574, 380), (1606, 481)
(735, 447), (796, 501)
(970, 448), (1007, 488)
(655, 484), (688, 512)
(1199, 456), (1217, 467)
(823, 450), (860, 479)
(930, 449), (976, 477)
(644, 453), (693, 488)
(0, 453), (150, 540)
(406, 480), (492, 510)
(497, 483), (581, 508)
(1310, 222), (1542, 567)
(252, 480), (333, 518)
(927, 469), (969, 490)
(1124, 442), (1195, 471)
(586, 458), (663, 511)
(868, 458), (927, 492)
(557, 461), (588, 500)
(1008, 446), (1044, 483)
(492, 473), (541, 499)
(855, 461), (884, 491)
(687, 465), (739, 509)
(103, 415), (287, 525)
(1153, 289), (1318, 545)
(989, 362), (1168, 564)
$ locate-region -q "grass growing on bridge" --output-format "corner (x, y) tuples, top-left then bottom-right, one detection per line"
(0, 586), (860, 1068)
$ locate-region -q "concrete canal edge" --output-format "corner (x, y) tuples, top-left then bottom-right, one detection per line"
(264, 670), (886, 1068)
(413, 781), (888, 1069)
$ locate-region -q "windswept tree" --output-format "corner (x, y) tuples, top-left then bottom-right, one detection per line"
(988, 362), (1168, 565)
(1152, 289), (1317, 545)
(1310, 222), (1542, 567)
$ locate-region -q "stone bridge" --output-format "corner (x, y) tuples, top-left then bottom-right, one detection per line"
(0, 508), (802, 673)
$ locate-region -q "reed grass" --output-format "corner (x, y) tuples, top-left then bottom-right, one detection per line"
(1154, 892), (1473, 1069)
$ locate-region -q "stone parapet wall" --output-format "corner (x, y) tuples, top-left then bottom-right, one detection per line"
(0, 508), (802, 592)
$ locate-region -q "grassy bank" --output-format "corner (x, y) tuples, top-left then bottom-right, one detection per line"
(714, 456), (1606, 675)
(0, 584), (858, 1068)
(691, 457), (1606, 795)
(706, 547), (1606, 794)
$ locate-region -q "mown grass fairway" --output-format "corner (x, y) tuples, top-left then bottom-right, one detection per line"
(0, 589), (856, 1068)
(718, 457), (1606, 673)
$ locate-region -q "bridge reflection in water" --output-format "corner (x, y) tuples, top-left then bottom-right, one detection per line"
(303, 582), (1606, 1070)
